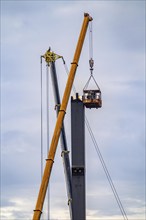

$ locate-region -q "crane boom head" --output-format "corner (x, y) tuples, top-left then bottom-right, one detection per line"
(42, 49), (62, 64)
(84, 12), (93, 21)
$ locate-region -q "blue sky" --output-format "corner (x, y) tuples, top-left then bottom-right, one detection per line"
(1, 1), (145, 220)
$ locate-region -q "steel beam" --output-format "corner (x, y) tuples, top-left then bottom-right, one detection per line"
(71, 93), (85, 220)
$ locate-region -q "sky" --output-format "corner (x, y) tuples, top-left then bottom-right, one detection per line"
(0, 1), (145, 220)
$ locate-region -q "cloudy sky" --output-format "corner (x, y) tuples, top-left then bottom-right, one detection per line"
(1, 1), (145, 220)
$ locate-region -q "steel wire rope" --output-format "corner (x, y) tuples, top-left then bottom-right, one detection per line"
(40, 56), (43, 180)
(61, 57), (128, 220)
(89, 21), (93, 60)
(85, 117), (128, 220)
(83, 75), (92, 90)
(83, 74), (101, 91)
(84, 21), (101, 92)
(46, 64), (50, 220)
(62, 57), (76, 94)
(40, 56), (44, 220)
(40, 58), (50, 220)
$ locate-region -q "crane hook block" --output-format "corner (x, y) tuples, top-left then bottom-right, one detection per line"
(89, 58), (94, 70)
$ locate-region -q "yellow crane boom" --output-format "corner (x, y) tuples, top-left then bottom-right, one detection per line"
(32, 13), (92, 220)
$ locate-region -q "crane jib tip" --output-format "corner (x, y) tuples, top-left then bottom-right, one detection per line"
(84, 13), (93, 21)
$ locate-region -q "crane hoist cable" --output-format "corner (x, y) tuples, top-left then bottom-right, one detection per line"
(40, 56), (43, 180)
(40, 57), (51, 220)
(46, 63), (50, 220)
(82, 20), (102, 109)
(40, 56), (45, 220)
(84, 20), (101, 92)
(89, 21), (93, 60)
(61, 58), (128, 220)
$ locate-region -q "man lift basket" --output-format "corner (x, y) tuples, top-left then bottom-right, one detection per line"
(82, 58), (102, 109)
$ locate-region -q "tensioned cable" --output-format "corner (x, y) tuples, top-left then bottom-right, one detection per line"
(40, 59), (50, 220)
(84, 21), (101, 92)
(89, 21), (93, 60)
(46, 64), (50, 220)
(83, 74), (101, 91)
(40, 56), (43, 180)
(61, 57), (128, 220)
(62, 57), (76, 94)
(85, 117), (128, 220)
(40, 56), (44, 220)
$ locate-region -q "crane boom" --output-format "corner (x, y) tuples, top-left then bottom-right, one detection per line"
(50, 60), (73, 219)
(32, 13), (92, 220)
